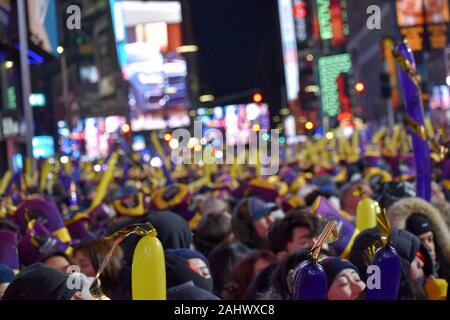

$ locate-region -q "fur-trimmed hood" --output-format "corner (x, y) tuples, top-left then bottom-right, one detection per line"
(387, 197), (450, 262)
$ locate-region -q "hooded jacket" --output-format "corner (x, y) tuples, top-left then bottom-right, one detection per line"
(387, 197), (450, 281)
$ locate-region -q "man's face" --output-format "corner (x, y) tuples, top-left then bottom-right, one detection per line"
(286, 227), (316, 254)
(418, 231), (436, 262)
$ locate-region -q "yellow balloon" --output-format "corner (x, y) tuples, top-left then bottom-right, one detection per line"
(356, 198), (379, 231)
(132, 234), (166, 300)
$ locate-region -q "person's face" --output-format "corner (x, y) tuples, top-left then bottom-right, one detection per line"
(431, 182), (446, 202)
(74, 251), (96, 277)
(0, 283), (9, 299)
(253, 258), (272, 278)
(253, 215), (274, 239)
(327, 268), (366, 300)
(44, 256), (71, 274)
(344, 183), (373, 215)
(409, 256), (425, 281)
(418, 231), (436, 262)
(286, 227), (316, 254)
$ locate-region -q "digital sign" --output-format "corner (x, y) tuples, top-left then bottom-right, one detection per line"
(293, 0), (307, 42)
(317, 0), (349, 44)
(318, 53), (352, 117)
(278, 0), (300, 102)
(428, 24), (448, 49)
(400, 26), (425, 51)
(396, 0), (449, 51)
(32, 136), (55, 159)
(27, 0), (59, 56)
(381, 38), (400, 109)
(317, 0), (333, 40)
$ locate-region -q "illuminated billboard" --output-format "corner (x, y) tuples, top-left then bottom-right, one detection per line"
(278, 0), (300, 102)
(318, 53), (352, 117)
(396, 0), (449, 51)
(27, 0), (59, 56)
(111, 0), (190, 132)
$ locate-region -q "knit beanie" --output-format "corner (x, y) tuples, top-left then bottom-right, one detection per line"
(322, 257), (359, 290)
(2, 263), (78, 300)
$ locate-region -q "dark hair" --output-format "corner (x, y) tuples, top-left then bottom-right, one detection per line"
(232, 198), (267, 249)
(270, 249), (310, 299)
(222, 250), (277, 300)
(73, 239), (123, 297)
(207, 242), (253, 298)
(304, 190), (332, 207)
(267, 210), (321, 254)
(193, 212), (232, 257)
(41, 250), (76, 266)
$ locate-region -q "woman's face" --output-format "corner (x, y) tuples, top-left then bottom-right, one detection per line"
(253, 215), (274, 239)
(327, 268), (366, 300)
(409, 256), (424, 281)
(74, 250), (96, 277)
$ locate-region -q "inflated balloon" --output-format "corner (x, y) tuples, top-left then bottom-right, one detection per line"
(365, 208), (401, 300)
(291, 259), (327, 300)
(291, 220), (338, 300)
(365, 245), (401, 300)
(132, 231), (166, 300)
(393, 41), (431, 201)
(356, 197), (379, 231)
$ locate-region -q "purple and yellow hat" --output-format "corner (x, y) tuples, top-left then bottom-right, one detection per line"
(112, 185), (146, 217)
(0, 230), (20, 271)
(246, 178), (279, 203)
(12, 195), (72, 244)
(395, 153), (416, 182)
(64, 212), (95, 242)
(18, 220), (70, 266)
(310, 196), (360, 259)
(151, 184), (195, 221)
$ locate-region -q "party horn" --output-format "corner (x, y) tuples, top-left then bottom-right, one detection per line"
(365, 209), (401, 300)
(291, 220), (338, 300)
(393, 41), (431, 201)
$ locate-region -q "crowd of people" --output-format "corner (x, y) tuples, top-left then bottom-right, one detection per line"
(0, 124), (450, 300)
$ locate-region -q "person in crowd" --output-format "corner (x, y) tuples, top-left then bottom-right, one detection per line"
(232, 197), (279, 250)
(2, 263), (84, 300)
(165, 253), (214, 293)
(193, 211), (234, 257)
(222, 250), (277, 300)
(339, 180), (373, 216)
(321, 257), (366, 300)
(267, 209), (321, 261)
(262, 249), (311, 300)
(73, 239), (124, 298)
(41, 250), (76, 274)
(0, 264), (15, 299)
(387, 197), (450, 283)
(350, 227), (432, 300)
(207, 242), (253, 298)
